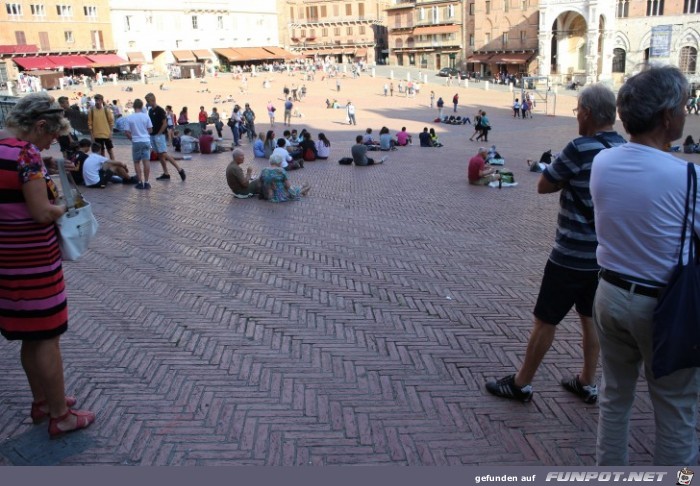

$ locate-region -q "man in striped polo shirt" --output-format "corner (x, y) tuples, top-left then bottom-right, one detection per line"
(486, 85), (626, 403)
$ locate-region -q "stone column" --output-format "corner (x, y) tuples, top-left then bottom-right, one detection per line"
(538, 32), (552, 77)
(598, 29), (615, 82)
(586, 28), (600, 84)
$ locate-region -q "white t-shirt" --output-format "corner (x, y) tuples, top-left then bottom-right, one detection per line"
(126, 111), (152, 143)
(271, 147), (291, 168)
(591, 142), (700, 284)
(83, 153), (108, 186)
(180, 135), (198, 154)
(316, 140), (330, 158)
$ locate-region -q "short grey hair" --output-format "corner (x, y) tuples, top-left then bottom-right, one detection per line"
(269, 153), (284, 166)
(6, 92), (69, 137)
(232, 148), (245, 160)
(477, 147), (488, 154)
(578, 84), (617, 127)
(617, 64), (688, 136)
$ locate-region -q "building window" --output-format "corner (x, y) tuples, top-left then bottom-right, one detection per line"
(358, 2), (364, 17)
(447, 5), (454, 18)
(30, 4), (45, 17)
(289, 6), (294, 20)
(617, 0), (630, 17)
(191, 15), (198, 29)
(334, 27), (340, 36)
(485, 1), (491, 14)
(322, 27), (328, 37)
(469, 3), (475, 15)
(485, 33), (491, 45)
(83, 6), (97, 18)
(502, 32), (508, 48)
(359, 25), (366, 35)
(56, 5), (72, 17)
(432, 6), (439, 22)
(680, 46), (697, 74)
(646, 0), (664, 15)
(15, 30), (26, 44)
(309, 29), (316, 38)
(469, 34), (474, 47)
(64, 31), (74, 43)
(418, 7), (424, 20)
(522, 0), (528, 8)
(90, 30), (103, 49)
(6, 3), (22, 16)
(300, 29), (306, 38)
(321, 5), (327, 17)
(217, 16), (223, 29)
(345, 3), (351, 15)
(333, 4), (339, 16)
(504, 0), (509, 12)
(612, 48), (626, 72)
(347, 26), (353, 35)
(685, 0), (700, 13)
(124, 15), (132, 31)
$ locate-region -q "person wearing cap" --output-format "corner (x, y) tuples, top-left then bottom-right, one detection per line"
(87, 94), (115, 160)
(467, 147), (499, 185)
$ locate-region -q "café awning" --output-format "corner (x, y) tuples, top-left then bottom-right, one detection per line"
(490, 52), (535, 64)
(263, 46), (297, 59)
(192, 49), (213, 60)
(172, 50), (196, 62)
(127, 52), (146, 63)
(413, 25), (460, 36)
(13, 57), (57, 70)
(235, 47), (275, 61)
(467, 53), (494, 63)
(213, 48), (245, 62)
(354, 48), (368, 58)
(86, 54), (128, 67)
(45, 55), (92, 68)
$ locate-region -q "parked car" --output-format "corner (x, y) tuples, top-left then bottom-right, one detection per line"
(437, 67), (468, 79)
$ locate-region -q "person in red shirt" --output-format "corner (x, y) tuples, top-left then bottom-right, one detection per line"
(468, 147), (499, 185)
(199, 130), (215, 154)
(198, 106), (208, 132)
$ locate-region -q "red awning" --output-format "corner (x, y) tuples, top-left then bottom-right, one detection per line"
(13, 57), (57, 70)
(467, 54), (493, 63)
(45, 55), (93, 68)
(86, 54), (128, 67)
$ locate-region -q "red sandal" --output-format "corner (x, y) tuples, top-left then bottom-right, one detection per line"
(30, 396), (77, 424)
(48, 409), (95, 439)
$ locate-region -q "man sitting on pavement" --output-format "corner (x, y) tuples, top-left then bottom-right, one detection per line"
(467, 147), (499, 185)
(180, 128), (199, 154)
(272, 138), (303, 170)
(351, 135), (387, 166)
(226, 148), (261, 198)
(83, 142), (132, 188)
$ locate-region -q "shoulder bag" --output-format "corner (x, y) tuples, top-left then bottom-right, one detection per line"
(652, 162), (700, 379)
(55, 159), (99, 261)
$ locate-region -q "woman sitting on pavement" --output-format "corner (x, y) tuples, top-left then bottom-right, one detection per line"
(253, 132), (266, 158)
(429, 128), (443, 147)
(260, 153), (310, 202)
(299, 131), (317, 161)
(379, 127), (396, 151)
(315, 133), (331, 160)
(263, 130), (276, 158)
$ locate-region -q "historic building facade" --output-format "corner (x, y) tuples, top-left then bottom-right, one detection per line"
(0, 0), (114, 81)
(385, 0), (466, 71)
(281, 0), (390, 64)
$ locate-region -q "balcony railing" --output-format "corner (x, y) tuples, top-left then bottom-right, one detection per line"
(292, 16), (380, 25)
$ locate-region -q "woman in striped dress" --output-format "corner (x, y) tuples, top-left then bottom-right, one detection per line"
(0, 93), (95, 438)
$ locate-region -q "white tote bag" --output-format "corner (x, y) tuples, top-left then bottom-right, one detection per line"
(55, 159), (98, 261)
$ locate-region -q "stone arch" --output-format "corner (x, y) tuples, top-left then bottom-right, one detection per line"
(614, 32), (630, 52)
(550, 10), (587, 75)
(674, 28), (700, 52)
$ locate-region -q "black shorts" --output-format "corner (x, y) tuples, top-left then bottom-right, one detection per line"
(533, 260), (599, 325)
(94, 138), (114, 150)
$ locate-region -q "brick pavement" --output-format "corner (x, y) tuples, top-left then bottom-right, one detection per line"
(0, 69), (698, 465)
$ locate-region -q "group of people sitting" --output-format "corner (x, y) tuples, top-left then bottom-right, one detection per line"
(683, 135), (700, 153)
(437, 115), (471, 125)
(253, 128), (332, 168)
(356, 127), (414, 151)
(172, 128), (231, 155)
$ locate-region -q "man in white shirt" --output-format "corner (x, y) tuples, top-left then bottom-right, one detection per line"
(124, 98), (153, 189)
(83, 142), (130, 188)
(180, 128), (199, 154)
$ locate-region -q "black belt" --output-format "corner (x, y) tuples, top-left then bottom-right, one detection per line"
(600, 269), (663, 298)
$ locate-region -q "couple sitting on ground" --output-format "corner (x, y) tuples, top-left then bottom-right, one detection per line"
(362, 127), (412, 151)
(418, 127), (443, 147)
(174, 128), (231, 154)
(226, 148), (310, 202)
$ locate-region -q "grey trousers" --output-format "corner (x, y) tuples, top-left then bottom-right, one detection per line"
(593, 279), (700, 465)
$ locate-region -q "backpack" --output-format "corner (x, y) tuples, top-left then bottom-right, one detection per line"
(303, 147), (316, 161)
(338, 157), (353, 165)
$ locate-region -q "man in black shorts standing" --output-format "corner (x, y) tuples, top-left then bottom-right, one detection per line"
(145, 92), (186, 181)
(88, 94), (115, 160)
(485, 85), (626, 403)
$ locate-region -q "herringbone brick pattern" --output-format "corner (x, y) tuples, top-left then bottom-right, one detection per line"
(0, 72), (698, 466)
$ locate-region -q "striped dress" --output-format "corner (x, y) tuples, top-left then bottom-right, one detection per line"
(0, 138), (67, 341)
